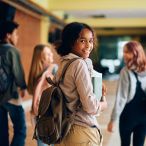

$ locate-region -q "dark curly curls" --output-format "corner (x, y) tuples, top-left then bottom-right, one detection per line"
(55, 22), (96, 56)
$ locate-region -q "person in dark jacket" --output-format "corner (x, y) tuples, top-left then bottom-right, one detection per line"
(0, 20), (27, 146)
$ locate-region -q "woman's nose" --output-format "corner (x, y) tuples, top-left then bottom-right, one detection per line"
(85, 41), (90, 47)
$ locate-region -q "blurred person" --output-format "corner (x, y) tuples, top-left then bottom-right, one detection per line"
(27, 44), (58, 146)
(107, 41), (146, 146)
(0, 20), (27, 146)
(54, 22), (107, 146)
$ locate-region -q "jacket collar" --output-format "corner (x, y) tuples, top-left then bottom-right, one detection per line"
(61, 53), (81, 61)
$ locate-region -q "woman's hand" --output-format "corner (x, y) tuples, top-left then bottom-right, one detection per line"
(107, 121), (115, 132)
(99, 83), (108, 111)
(19, 89), (26, 98)
(102, 83), (107, 97)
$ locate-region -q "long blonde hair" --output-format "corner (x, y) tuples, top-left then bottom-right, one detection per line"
(27, 44), (52, 95)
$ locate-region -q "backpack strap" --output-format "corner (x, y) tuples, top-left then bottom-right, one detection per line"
(133, 71), (138, 80)
(58, 57), (80, 85)
(59, 57), (82, 114)
(46, 58), (81, 86)
(133, 71), (140, 83)
(133, 71), (144, 90)
(133, 71), (146, 100)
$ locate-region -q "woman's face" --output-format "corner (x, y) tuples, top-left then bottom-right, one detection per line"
(72, 28), (94, 59)
(41, 47), (53, 67)
(123, 46), (134, 64)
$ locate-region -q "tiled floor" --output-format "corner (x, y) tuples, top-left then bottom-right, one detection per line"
(9, 78), (146, 146)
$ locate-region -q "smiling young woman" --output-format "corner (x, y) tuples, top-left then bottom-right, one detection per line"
(54, 22), (107, 146)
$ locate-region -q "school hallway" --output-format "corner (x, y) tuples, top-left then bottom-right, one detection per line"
(9, 75), (146, 146)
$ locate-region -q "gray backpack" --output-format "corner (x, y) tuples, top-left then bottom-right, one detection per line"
(33, 58), (80, 144)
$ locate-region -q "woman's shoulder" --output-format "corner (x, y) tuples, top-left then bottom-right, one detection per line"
(138, 70), (146, 77)
(69, 58), (87, 70)
(60, 54), (89, 72)
(119, 67), (131, 81)
(120, 66), (130, 75)
(68, 59), (91, 77)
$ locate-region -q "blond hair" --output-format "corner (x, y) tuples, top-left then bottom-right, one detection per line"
(27, 44), (52, 95)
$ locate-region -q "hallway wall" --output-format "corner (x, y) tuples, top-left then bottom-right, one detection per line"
(14, 9), (41, 81)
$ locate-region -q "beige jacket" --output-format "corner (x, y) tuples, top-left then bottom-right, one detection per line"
(55, 53), (101, 128)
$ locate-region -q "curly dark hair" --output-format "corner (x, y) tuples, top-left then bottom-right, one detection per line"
(56, 22), (96, 56)
(0, 20), (19, 42)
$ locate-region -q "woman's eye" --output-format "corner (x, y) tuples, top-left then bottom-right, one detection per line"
(80, 39), (85, 43)
(89, 40), (93, 43)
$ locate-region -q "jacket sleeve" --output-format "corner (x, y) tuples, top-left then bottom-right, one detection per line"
(10, 48), (27, 89)
(74, 59), (101, 115)
(110, 68), (130, 122)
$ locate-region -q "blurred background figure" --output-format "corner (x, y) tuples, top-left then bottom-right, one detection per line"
(27, 44), (58, 146)
(0, 20), (27, 146)
(107, 41), (146, 146)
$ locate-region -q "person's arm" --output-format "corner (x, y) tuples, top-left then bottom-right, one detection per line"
(100, 83), (107, 111)
(74, 60), (106, 115)
(33, 74), (46, 115)
(107, 121), (115, 132)
(107, 68), (129, 132)
(85, 58), (107, 112)
(32, 70), (52, 115)
(10, 48), (27, 97)
(11, 48), (26, 85)
(32, 80), (43, 115)
(19, 89), (27, 98)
